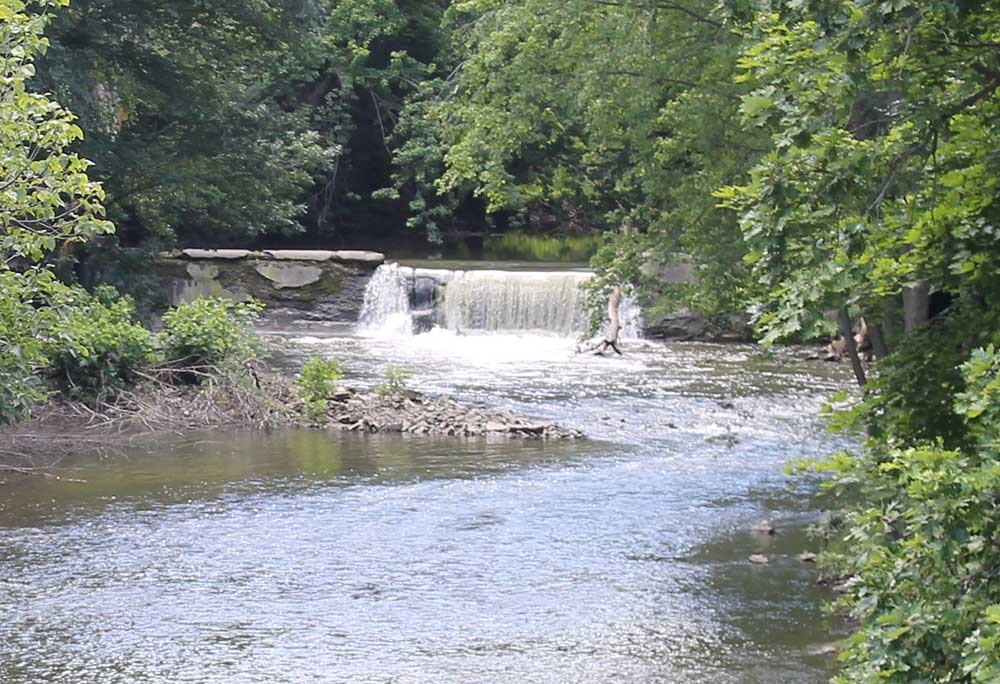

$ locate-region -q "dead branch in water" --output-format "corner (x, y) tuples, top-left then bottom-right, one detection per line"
(577, 286), (624, 356)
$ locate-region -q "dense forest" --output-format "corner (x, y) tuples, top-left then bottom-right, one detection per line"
(3, 0), (1000, 680)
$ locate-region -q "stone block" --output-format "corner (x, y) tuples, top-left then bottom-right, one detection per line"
(254, 263), (324, 289)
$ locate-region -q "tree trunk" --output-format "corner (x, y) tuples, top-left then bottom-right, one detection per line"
(903, 281), (930, 333)
(595, 286), (623, 355)
(868, 322), (890, 359)
(838, 307), (867, 388)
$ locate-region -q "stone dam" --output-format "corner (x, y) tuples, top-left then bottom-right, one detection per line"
(152, 249), (749, 340)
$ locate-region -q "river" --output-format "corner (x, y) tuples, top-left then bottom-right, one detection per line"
(0, 266), (852, 683)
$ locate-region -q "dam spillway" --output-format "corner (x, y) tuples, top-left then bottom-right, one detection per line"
(357, 263), (642, 338)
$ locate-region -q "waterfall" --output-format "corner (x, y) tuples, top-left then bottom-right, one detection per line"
(618, 292), (644, 339)
(441, 270), (591, 335)
(357, 263), (413, 336)
(357, 264), (643, 338)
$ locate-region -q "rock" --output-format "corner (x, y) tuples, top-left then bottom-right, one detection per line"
(751, 520), (777, 536)
(317, 387), (578, 440)
(329, 250), (385, 264)
(644, 309), (711, 340)
(412, 310), (435, 334)
(511, 423), (549, 434)
(254, 263), (324, 289)
(263, 250), (337, 261)
(797, 552), (818, 563)
(181, 248), (251, 260)
(186, 263), (220, 280)
(749, 554), (769, 564)
(807, 643), (839, 657)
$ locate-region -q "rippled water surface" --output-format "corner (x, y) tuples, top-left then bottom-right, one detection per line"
(1, 331), (852, 683)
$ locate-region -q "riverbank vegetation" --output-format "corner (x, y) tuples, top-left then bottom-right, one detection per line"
(418, 1), (1000, 679)
(4, 0), (1000, 679)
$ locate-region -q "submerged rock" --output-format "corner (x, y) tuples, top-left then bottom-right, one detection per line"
(751, 520), (777, 536)
(748, 554), (769, 564)
(807, 643), (839, 657)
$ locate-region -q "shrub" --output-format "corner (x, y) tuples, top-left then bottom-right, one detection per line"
(0, 271), (54, 422)
(159, 298), (264, 368)
(294, 356), (343, 420)
(377, 364), (411, 396)
(45, 285), (154, 398)
(820, 345), (1000, 682)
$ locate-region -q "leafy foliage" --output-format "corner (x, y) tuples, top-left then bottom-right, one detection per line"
(0, 0), (117, 421)
(818, 347), (1000, 682)
(0, 270), (58, 421)
(33, 0), (450, 246)
(714, 2), (1000, 679)
(717, 0), (1000, 345)
(295, 356), (343, 420)
(377, 364), (411, 396)
(45, 284), (153, 397)
(159, 298), (263, 369)
(395, 0), (763, 318)
(1, 0), (114, 262)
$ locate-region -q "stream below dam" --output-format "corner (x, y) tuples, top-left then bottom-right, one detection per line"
(0, 264), (853, 683)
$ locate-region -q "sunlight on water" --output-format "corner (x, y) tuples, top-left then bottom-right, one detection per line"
(0, 316), (854, 683)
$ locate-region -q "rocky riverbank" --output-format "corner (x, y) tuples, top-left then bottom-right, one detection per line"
(1, 369), (581, 469)
(320, 388), (582, 439)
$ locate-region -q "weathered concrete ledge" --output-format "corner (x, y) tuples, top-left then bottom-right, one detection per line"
(154, 249), (385, 322)
(168, 249), (386, 264)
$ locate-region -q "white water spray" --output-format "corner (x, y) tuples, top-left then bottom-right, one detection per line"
(441, 270), (591, 335)
(358, 264), (643, 338)
(357, 263), (413, 336)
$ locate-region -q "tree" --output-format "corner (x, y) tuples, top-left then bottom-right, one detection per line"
(1, 0), (115, 420)
(1, 0), (112, 261)
(716, 0), (1000, 365)
(397, 0), (762, 326)
(720, 1), (1000, 679)
(32, 0), (450, 247)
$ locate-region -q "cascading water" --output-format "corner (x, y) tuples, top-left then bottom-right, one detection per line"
(618, 292), (644, 339)
(356, 263), (413, 336)
(441, 270), (591, 335)
(358, 263), (643, 338)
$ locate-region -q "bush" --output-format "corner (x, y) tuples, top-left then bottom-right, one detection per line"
(820, 345), (1000, 682)
(377, 364), (411, 396)
(159, 298), (264, 368)
(0, 271), (54, 422)
(45, 285), (154, 398)
(294, 356), (343, 420)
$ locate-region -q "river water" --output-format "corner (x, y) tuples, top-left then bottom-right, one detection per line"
(0, 277), (852, 682)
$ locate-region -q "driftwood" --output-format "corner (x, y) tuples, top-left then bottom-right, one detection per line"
(578, 286), (623, 356)
(0, 361), (299, 468)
